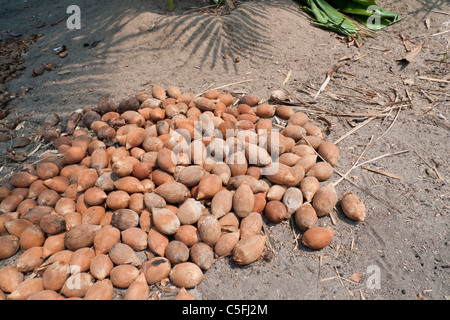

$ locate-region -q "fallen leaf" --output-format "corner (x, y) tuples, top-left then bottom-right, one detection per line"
(398, 41), (425, 63)
(401, 46), (422, 62)
(349, 273), (363, 283)
(400, 32), (412, 52)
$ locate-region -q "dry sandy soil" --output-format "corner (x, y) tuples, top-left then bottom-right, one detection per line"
(0, 0), (448, 300)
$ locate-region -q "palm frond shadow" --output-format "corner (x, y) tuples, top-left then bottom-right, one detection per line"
(146, 0), (303, 71)
(391, 0), (448, 20)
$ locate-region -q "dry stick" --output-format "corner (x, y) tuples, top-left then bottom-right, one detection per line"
(314, 75), (331, 100)
(333, 117), (375, 145)
(381, 89), (399, 126)
(195, 82), (216, 97)
(334, 149), (409, 182)
(262, 224), (276, 254)
(361, 167), (403, 180)
(210, 79), (254, 91)
(430, 10), (450, 16)
(195, 79), (254, 97)
(354, 150), (409, 168)
(419, 76), (450, 84)
(419, 88), (436, 103)
(405, 88), (413, 108)
(314, 64), (340, 100)
(334, 266), (345, 288)
(320, 276), (337, 282)
(318, 255), (323, 279)
(283, 69), (292, 86)
(375, 105), (402, 142)
(278, 97), (393, 118)
(332, 135), (374, 187)
(414, 150), (448, 184)
(290, 215), (301, 248)
(332, 101), (405, 145)
(431, 29), (450, 37)
(332, 82), (377, 98)
(422, 94), (442, 114)
(360, 289), (366, 300)
(271, 97), (330, 114)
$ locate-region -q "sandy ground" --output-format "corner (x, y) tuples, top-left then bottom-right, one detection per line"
(0, 0), (449, 300)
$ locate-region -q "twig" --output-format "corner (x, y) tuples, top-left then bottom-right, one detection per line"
(353, 53), (369, 61)
(332, 82), (378, 98)
(333, 135), (374, 187)
(282, 70), (292, 86)
(428, 114), (450, 131)
(329, 210), (337, 225)
(320, 276), (337, 282)
(419, 89), (437, 103)
(405, 88), (413, 108)
(422, 94), (442, 114)
(374, 105), (402, 142)
(431, 29), (450, 37)
(418, 76), (450, 84)
(314, 75), (331, 100)
(430, 10), (450, 16)
(333, 117), (375, 145)
(360, 289), (366, 300)
(415, 151), (447, 184)
(355, 150), (409, 168)
(290, 216), (301, 249)
(361, 167), (403, 180)
(195, 79), (253, 96)
(334, 266), (345, 287)
(318, 255), (323, 279)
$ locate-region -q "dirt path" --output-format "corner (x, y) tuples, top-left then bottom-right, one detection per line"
(0, 0), (448, 300)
